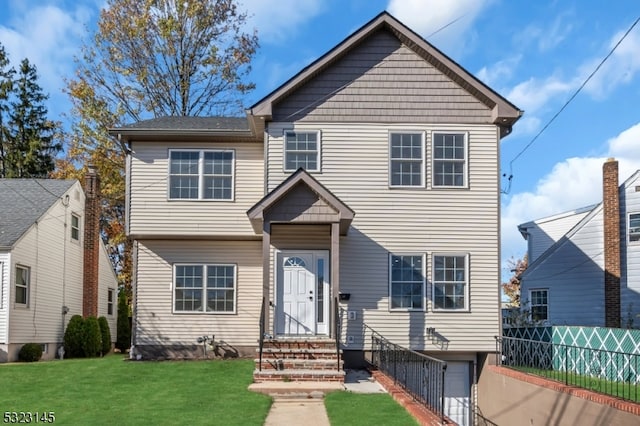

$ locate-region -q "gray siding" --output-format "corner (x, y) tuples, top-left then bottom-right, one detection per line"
(521, 210), (605, 326)
(97, 243), (118, 342)
(128, 141), (263, 237)
(273, 30), (492, 124)
(621, 174), (640, 324)
(267, 122), (500, 351)
(526, 211), (591, 263)
(133, 240), (262, 348)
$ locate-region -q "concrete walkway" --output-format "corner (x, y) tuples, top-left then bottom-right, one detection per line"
(250, 370), (386, 426)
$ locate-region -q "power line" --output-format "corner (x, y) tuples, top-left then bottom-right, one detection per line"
(502, 15), (640, 195)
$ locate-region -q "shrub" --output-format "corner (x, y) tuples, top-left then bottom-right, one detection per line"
(82, 316), (102, 358)
(18, 343), (43, 362)
(116, 291), (131, 352)
(64, 315), (85, 358)
(98, 316), (112, 356)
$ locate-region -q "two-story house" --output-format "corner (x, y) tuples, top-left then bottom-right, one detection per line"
(518, 158), (640, 327)
(112, 12), (521, 425)
(0, 170), (118, 362)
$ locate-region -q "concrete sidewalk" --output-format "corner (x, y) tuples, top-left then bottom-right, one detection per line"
(250, 369), (386, 426)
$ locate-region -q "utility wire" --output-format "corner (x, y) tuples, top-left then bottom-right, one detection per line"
(502, 16), (640, 195)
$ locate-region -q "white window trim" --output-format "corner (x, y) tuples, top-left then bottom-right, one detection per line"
(172, 263), (237, 315)
(283, 129), (322, 173)
(529, 288), (549, 322)
(388, 131), (426, 188)
(107, 288), (115, 316)
(388, 253), (426, 312)
(167, 149), (235, 201)
(70, 212), (81, 242)
(431, 253), (470, 312)
(15, 264), (30, 306)
(629, 212), (640, 243)
(431, 131), (469, 189)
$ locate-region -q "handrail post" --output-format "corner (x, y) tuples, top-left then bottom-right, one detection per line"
(334, 296), (340, 372)
(258, 296), (265, 372)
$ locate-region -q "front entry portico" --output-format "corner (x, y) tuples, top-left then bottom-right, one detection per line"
(247, 169), (355, 339)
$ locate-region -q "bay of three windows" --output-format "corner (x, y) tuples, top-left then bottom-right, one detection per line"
(390, 253), (468, 312)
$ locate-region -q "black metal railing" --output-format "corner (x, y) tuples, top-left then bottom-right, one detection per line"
(497, 335), (640, 403)
(370, 330), (447, 423)
(334, 296), (340, 371)
(258, 297), (265, 371)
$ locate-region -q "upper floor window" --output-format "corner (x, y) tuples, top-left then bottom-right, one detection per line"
(630, 213), (640, 242)
(71, 213), (81, 241)
(432, 132), (467, 187)
(15, 265), (29, 305)
(389, 254), (424, 310)
(530, 289), (548, 322)
(174, 264), (236, 313)
(284, 131), (320, 172)
(389, 132), (424, 187)
(433, 254), (467, 310)
(169, 150), (234, 200)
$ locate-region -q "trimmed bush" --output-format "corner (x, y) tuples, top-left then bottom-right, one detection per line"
(82, 316), (102, 358)
(98, 316), (112, 356)
(116, 291), (131, 352)
(64, 315), (85, 358)
(18, 343), (43, 362)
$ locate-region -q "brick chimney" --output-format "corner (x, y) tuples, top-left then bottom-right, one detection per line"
(603, 158), (621, 328)
(83, 165), (100, 318)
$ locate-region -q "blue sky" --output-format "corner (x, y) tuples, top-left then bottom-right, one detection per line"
(1, 0), (640, 280)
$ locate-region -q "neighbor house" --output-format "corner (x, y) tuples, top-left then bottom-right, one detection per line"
(0, 170), (118, 362)
(518, 158), (640, 327)
(111, 12), (521, 425)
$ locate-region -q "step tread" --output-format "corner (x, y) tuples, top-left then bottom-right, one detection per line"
(254, 369), (345, 376)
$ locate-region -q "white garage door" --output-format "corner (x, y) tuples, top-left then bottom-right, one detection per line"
(444, 362), (471, 426)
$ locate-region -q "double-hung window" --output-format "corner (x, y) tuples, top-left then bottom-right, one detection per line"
(389, 254), (424, 310)
(433, 254), (467, 310)
(169, 150), (234, 200)
(629, 213), (640, 242)
(71, 213), (80, 241)
(107, 288), (115, 316)
(389, 132), (424, 187)
(174, 264), (236, 313)
(15, 265), (29, 305)
(284, 131), (320, 172)
(530, 289), (548, 322)
(432, 132), (467, 187)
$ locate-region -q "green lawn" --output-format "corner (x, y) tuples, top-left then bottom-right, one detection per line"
(516, 366), (640, 402)
(0, 355), (271, 425)
(325, 392), (419, 426)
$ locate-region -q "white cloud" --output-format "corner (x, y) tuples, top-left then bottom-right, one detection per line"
(506, 75), (575, 114)
(516, 14), (573, 53)
(582, 26), (640, 98)
(387, 0), (493, 54)
(501, 123), (640, 265)
(240, 0), (325, 44)
(476, 55), (521, 87)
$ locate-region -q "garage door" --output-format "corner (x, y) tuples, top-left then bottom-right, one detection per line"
(444, 362), (471, 426)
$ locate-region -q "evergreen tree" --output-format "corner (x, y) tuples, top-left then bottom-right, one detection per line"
(115, 290), (131, 352)
(4, 58), (60, 177)
(0, 44), (15, 177)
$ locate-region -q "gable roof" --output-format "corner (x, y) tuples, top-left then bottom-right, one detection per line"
(247, 168), (355, 235)
(0, 179), (76, 249)
(248, 11), (522, 134)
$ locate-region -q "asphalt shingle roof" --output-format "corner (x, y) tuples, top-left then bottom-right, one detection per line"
(118, 116), (250, 131)
(0, 179), (76, 248)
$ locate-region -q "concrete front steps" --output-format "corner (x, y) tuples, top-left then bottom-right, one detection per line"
(253, 338), (344, 383)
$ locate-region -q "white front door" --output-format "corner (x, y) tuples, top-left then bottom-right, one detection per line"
(444, 362), (471, 426)
(276, 251), (329, 336)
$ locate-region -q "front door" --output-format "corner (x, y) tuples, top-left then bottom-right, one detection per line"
(275, 251), (329, 336)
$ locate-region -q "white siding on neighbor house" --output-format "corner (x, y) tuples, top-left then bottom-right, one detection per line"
(521, 208), (605, 326)
(128, 141), (263, 237)
(524, 210), (592, 263)
(97, 243), (118, 342)
(0, 253), (9, 344)
(266, 122), (501, 351)
(8, 183), (86, 346)
(621, 174), (640, 324)
(134, 240), (262, 348)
